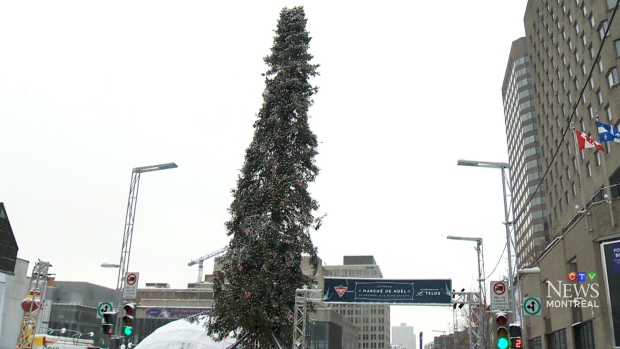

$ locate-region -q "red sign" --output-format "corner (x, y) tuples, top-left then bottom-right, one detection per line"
(334, 286), (348, 297)
(126, 273), (137, 286)
(493, 282), (506, 295)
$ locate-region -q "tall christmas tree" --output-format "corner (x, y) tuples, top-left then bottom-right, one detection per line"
(207, 6), (322, 348)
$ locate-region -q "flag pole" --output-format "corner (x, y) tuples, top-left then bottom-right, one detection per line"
(572, 123), (591, 232)
(596, 116), (615, 227)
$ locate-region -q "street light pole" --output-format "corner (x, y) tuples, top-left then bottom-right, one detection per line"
(457, 159), (516, 321)
(113, 162), (177, 339)
(447, 236), (485, 349)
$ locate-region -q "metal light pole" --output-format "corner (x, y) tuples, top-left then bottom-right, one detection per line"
(447, 235), (486, 349)
(457, 159), (516, 321)
(516, 266), (540, 337)
(113, 162), (177, 338)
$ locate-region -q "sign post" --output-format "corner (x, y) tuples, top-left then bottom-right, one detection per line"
(490, 281), (509, 311)
(123, 272), (139, 300)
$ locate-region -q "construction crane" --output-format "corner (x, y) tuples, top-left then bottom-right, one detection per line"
(188, 246), (228, 283)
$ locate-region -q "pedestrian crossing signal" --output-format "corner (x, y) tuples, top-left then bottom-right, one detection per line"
(102, 312), (116, 336)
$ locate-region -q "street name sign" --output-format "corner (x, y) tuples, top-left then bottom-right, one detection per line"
(490, 280), (509, 310)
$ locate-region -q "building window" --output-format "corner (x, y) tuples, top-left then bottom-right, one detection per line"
(598, 59), (604, 73)
(546, 329), (568, 349)
(607, 0), (619, 10)
(574, 320), (595, 349)
(599, 20), (609, 40)
(615, 39), (620, 57)
(573, 183), (577, 196)
(607, 105), (613, 121)
(597, 90), (603, 105)
(597, 152), (601, 166)
(608, 67), (620, 88)
(587, 163), (592, 177)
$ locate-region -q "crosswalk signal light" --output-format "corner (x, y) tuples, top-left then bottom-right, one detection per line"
(496, 312), (509, 349)
(102, 311), (117, 335)
(510, 324), (522, 349)
(122, 303), (136, 336)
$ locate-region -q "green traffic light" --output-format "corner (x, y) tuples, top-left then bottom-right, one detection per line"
(123, 326), (133, 336)
(497, 337), (510, 349)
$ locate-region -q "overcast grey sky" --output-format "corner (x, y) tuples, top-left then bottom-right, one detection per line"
(0, 0), (528, 344)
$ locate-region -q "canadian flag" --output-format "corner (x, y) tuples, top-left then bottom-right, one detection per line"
(576, 129), (604, 151)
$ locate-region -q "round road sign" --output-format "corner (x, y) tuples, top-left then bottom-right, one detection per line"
(126, 273), (137, 286)
(97, 301), (114, 318)
(493, 281), (506, 295)
(523, 297), (542, 315)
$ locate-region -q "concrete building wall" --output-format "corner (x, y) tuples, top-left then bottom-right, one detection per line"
(508, 0), (620, 347)
(0, 258), (30, 349)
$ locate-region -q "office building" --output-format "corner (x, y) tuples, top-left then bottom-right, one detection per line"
(324, 256), (390, 349)
(0, 259), (30, 349)
(0, 203), (32, 349)
(501, 37), (550, 269)
(501, 1), (620, 348)
(391, 323), (415, 349)
(45, 281), (116, 348)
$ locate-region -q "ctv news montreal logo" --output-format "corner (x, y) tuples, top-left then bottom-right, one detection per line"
(545, 272), (599, 308)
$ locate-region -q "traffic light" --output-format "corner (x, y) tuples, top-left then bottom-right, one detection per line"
(102, 311), (116, 335)
(122, 303), (136, 336)
(510, 324), (522, 349)
(496, 312), (509, 349)
(452, 288), (466, 309)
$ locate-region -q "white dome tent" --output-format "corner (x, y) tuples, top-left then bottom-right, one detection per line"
(134, 315), (237, 349)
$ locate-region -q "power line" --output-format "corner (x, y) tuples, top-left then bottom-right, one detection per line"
(485, 243), (506, 281)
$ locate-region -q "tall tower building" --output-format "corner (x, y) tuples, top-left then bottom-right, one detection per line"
(524, 0), (620, 243)
(325, 256), (391, 349)
(502, 1), (620, 348)
(501, 37), (550, 269)
(391, 323), (415, 349)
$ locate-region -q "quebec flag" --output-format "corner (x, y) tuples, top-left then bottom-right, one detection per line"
(597, 121), (620, 143)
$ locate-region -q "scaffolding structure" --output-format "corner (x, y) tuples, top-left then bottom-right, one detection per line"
(292, 288), (323, 349)
(15, 260), (52, 349)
